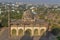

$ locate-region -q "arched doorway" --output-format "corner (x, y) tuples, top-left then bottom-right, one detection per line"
(18, 29), (23, 36)
(24, 29), (31, 36)
(40, 29), (45, 36)
(34, 29), (38, 36)
(12, 29), (16, 36)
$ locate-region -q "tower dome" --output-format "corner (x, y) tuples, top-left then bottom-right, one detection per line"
(22, 10), (34, 25)
(22, 10), (34, 20)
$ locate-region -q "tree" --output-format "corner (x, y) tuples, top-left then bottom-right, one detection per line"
(1, 17), (8, 27)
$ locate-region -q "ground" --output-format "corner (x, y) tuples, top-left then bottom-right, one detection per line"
(0, 27), (58, 40)
(0, 27), (9, 40)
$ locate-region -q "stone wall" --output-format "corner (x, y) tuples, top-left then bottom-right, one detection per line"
(11, 27), (47, 36)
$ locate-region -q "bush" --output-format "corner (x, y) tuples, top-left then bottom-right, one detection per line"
(51, 28), (60, 36)
(0, 23), (3, 28)
(57, 36), (60, 40)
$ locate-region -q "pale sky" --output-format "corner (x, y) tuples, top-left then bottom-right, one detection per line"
(0, 0), (60, 4)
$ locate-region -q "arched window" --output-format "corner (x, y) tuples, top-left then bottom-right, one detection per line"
(25, 29), (31, 36)
(18, 29), (23, 36)
(34, 29), (38, 36)
(12, 29), (16, 36)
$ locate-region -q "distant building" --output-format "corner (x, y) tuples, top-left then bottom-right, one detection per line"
(30, 6), (37, 12)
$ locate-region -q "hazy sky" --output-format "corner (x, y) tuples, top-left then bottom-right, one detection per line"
(0, 0), (60, 4)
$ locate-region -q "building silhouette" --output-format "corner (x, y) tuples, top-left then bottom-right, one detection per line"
(10, 9), (49, 37)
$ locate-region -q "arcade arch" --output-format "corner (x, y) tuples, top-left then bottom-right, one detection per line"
(18, 29), (23, 36)
(24, 29), (32, 36)
(34, 29), (38, 36)
(12, 29), (16, 36)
